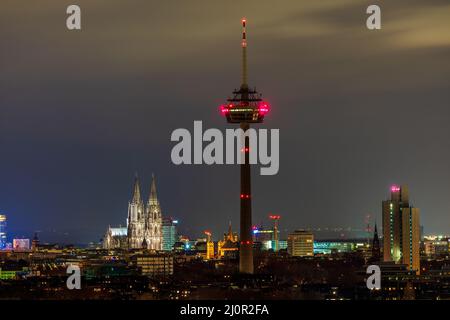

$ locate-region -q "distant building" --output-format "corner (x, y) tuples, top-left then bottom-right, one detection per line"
(131, 253), (173, 277)
(253, 227), (274, 242)
(204, 231), (215, 260)
(258, 239), (288, 251)
(0, 268), (17, 280)
(0, 215), (6, 250)
(371, 223), (381, 262)
(13, 239), (30, 251)
(287, 230), (314, 257)
(313, 239), (367, 254)
(31, 233), (39, 251)
(206, 241), (214, 260)
(103, 226), (128, 249)
(382, 185), (420, 274)
(423, 236), (449, 256)
(103, 174), (163, 250)
(162, 217), (178, 251)
(218, 222), (238, 258)
(252, 224), (286, 251)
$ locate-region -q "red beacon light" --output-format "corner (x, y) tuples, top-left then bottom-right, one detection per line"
(258, 102), (270, 116)
(219, 104), (229, 115)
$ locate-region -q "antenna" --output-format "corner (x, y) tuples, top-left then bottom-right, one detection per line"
(241, 18), (248, 89)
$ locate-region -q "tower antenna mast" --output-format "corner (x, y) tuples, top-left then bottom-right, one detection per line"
(241, 18), (248, 90)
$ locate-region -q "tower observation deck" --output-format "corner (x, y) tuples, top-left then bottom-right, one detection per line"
(220, 18), (270, 123)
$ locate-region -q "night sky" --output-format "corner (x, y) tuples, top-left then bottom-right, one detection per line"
(1, 0), (450, 243)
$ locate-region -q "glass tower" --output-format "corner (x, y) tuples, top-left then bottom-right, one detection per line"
(0, 215), (6, 250)
(162, 217), (178, 251)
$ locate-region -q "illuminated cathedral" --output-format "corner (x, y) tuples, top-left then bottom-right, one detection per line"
(103, 174), (162, 250)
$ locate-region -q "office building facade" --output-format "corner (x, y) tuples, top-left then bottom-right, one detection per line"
(287, 230), (314, 257)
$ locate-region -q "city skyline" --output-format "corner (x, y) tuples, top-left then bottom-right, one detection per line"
(1, 181), (448, 245)
(2, 0), (450, 243)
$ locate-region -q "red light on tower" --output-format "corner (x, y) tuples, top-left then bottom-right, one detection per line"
(204, 230), (213, 243)
(219, 104), (229, 115)
(258, 102), (270, 116)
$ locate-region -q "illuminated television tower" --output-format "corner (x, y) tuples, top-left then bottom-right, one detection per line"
(269, 215), (281, 252)
(219, 18), (270, 274)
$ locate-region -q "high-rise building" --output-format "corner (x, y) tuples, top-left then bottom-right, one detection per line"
(287, 230), (314, 257)
(0, 215), (6, 250)
(162, 217), (178, 251)
(382, 185), (420, 274)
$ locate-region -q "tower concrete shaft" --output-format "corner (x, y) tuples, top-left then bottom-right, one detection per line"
(239, 122), (253, 274)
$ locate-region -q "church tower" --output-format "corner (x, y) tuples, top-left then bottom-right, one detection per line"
(371, 223), (381, 263)
(127, 175), (146, 248)
(145, 174), (163, 250)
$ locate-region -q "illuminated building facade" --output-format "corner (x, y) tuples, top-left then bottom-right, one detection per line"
(103, 175), (163, 250)
(0, 268), (17, 280)
(287, 230), (314, 257)
(204, 231), (215, 260)
(313, 240), (366, 254)
(218, 223), (239, 258)
(0, 215), (6, 250)
(132, 253), (173, 277)
(31, 233), (39, 251)
(103, 226), (128, 249)
(162, 217), (178, 251)
(13, 239), (30, 251)
(382, 185), (420, 274)
(253, 228), (273, 242)
(423, 236), (449, 256)
(206, 241), (215, 260)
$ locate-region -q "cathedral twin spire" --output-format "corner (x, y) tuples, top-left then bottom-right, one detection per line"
(104, 174), (163, 250)
(128, 173), (162, 250)
(131, 174), (143, 206)
(131, 173), (159, 206)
